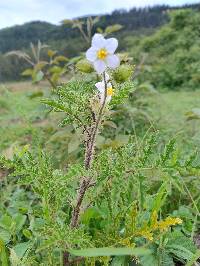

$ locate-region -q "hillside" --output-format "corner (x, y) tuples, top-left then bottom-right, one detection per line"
(127, 8), (200, 90)
(0, 3), (200, 82)
(1, 4), (200, 54)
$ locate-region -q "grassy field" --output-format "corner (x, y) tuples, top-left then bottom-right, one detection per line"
(150, 90), (200, 150)
(0, 82), (52, 159)
(1, 82), (200, 159)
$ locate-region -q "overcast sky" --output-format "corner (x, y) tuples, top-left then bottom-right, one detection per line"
(0, 0), (199, 29)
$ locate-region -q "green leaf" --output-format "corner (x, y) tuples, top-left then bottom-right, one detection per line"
(167, 244), (194, 261)
(166, 232), (197, 262)
(0, 229), (11, 244)
(53, 55), (68, 63)
(139, 253), (158, 266)
(14, 214), (26, 233)
(22, 229), (32, 239)
(13, 241), (31, 259)
(80, 207), (101, 224)
(21, 68), (33, 76)
(68, 247), (151, 257)
(186, 249), (200, 266)
(47, 49), (57, 57)
(49, 66), (62, 74)
(111, 256), (127, 266)
(105, 24), (123, 35)
(0, 214), (13, 231)
(152, 182), (168, 212)
(33, 70), (44, 83)
(68, 136), (80, 154)
(166, 231), (197, 255)
(160, 251), (175, 266)
(35, 61), (48, 71)
(41, 99), (67, 112)
(0, 239), (9, 266)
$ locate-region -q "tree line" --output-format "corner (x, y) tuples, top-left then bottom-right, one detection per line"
(0, 3), (199, 82)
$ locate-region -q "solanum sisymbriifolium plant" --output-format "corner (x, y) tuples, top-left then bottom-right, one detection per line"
(1, 33), (199, 266)
(40, 34), (189, 265)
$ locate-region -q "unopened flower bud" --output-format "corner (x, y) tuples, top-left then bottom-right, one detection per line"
(112, 64), (134, 83)
(76, 59), (94, 73)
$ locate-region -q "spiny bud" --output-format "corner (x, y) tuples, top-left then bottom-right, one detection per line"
(112, 64), (134, 83)
(76, 59), (94, 73)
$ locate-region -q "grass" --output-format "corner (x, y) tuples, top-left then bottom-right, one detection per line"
(0, 82), (51, 157)
(1, 81), (200, 160)
(149, 90), (200, 152)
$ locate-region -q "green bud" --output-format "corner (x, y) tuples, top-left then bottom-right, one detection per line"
(76, 59), (94, 73)
(112, 64), (134, 83)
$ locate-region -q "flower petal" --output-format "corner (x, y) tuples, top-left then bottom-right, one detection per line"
(95, 81), (105, 93)
(105, 72), (110, 81)
(106, 55), (120, 69)
(92, 34), (106, 49)
(86, 47), (97, 62)
(94, 60), (106, 74)
(105, 38), (118, 53)
(107, 82), (112, 88)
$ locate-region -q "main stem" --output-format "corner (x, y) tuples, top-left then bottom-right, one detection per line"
(71, 72), (108, 226)
(84, 72), (108, 170)
(63, 72), (108, 265)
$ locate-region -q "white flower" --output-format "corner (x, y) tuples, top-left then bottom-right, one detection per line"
(95, 77), (114, 104)
(86, 34), (120, 74)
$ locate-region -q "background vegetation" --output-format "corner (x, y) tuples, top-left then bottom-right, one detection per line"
(0, 3), (200, 82)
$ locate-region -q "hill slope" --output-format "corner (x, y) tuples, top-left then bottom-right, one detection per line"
(128, 8), (200, 90)
(0, 3), (200, 82)
(0, 4), (199, 54)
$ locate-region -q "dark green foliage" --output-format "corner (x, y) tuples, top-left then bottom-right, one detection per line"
(0, 132), (199, 264)
(1, 3), (200, 82)
(129, 9), (200, 90)
(1, 4), (199, 54)
(0, 53), (29, 82)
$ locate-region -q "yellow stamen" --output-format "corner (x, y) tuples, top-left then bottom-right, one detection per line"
(107, 87), (114, 96)
(97, 48), (108, 60)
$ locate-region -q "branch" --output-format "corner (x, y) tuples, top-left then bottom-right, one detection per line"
(70, 177), (91, 228)
(132, 54), (147, 80)
(43, 72), (57, 90)
(84, 72), (108, 169)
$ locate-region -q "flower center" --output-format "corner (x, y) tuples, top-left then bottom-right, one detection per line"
(97, 48), (108, 60)
(107, 87), (114, 96)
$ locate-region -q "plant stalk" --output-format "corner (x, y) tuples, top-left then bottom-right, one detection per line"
(63, 72), (108, 265)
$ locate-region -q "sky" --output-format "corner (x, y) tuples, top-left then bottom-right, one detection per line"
(0, 0), (199, 29)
